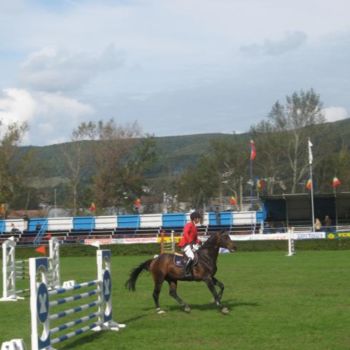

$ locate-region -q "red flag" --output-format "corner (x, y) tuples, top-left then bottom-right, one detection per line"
(89, 202), (96, 212)
(306, 179), (312, 190)
(332, 177), (341, 188)
(229, 196), (237, 205)
(35, 245), (46, 255)
(250, 140), (256, 161)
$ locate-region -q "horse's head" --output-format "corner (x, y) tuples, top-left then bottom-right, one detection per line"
(218, 231), (236, 252)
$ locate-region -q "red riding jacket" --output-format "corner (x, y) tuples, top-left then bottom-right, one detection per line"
(178, 222), (201, 247)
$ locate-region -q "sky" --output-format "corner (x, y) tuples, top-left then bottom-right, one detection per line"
(0, 0), (350, 146)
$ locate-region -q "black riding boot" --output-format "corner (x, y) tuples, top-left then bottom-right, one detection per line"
(184, 258), (193, 277)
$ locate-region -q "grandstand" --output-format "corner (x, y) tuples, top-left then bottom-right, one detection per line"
(0, 210), (265, 246)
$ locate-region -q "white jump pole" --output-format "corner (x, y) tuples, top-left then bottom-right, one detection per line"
(0, 237), (21, 301)
(287, 227), (295, 257)
(1, 237), (60, 301)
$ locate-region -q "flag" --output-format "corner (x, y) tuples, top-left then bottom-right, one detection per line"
(332, 177), (341, 188)
(306, 179), (312, 190)
(89, 202), (96, 212)
(229, 196), (237, 205)
(35, 245), (46, 255)
(250, 140), (256, 161)
(308, 139), (313, 165)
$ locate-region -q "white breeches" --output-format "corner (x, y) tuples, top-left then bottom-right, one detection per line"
(183, 244), (195, 260)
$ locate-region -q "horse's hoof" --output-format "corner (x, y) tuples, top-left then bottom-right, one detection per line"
(184, 305), (191, 313)
(221, 307), (230, 315)
(156, 308), (166, 314)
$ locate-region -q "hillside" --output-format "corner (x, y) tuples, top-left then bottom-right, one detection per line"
(18, 133), (244, 182)
(16, 117), (350, 189)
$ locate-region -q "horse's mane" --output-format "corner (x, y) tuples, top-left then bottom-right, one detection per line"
(201, 230), (225, 249)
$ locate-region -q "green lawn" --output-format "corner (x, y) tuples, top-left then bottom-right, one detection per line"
(1, 251), (350, 350)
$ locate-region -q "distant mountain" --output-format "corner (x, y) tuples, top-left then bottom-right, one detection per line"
(16, 117), (350, 188)
(18, 133), (244, 183)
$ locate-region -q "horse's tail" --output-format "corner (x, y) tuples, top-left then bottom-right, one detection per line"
(125, 259), (153, 291)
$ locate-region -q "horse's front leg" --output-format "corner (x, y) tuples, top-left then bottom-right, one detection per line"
(167, 280), (191, 313)
(212, 277), (224, 302)
(205, 278), (229, 315)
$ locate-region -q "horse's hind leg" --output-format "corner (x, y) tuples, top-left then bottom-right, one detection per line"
(152, 276), (165, 314)
(168, 280), (191, 313)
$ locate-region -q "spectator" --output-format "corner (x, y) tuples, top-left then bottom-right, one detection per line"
(323, 215), (332, 233)
(315, 218), (322, 232)
(215, 206), (221, 226)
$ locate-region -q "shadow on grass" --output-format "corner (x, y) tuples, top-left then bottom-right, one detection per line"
(166, 299), (259, 312)
(56, 314), (147, 350)
(58, 331), (105, 350)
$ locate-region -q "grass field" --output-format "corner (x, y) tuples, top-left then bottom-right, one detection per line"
(1, 250), (350, 350)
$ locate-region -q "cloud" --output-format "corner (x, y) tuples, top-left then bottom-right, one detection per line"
(0, 88), (95, 145)
(0, 88), (36, 125)
(19, 45), (124, 93)
(240, 31), (307, 56)
(322, 106), (349, 122)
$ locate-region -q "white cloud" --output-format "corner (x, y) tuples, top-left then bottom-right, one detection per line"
(240, 31), (307, 56)
(20, 45), (124, 93)
(322, 106), (349, 122)
(0, 88), (36, 125)
(0, 88), (95, 145)
(1, 0), (350, 145)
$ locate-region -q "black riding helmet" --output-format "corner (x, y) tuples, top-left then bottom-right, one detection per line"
(190, 211), (201, 221)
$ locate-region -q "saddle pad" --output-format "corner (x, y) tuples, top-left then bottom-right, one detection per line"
(174, 254), (187, 267)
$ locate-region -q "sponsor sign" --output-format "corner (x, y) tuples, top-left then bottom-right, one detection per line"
(84, 238), (114, 245)
(230, 232), (325, 241)
(327, 232), (350, 239)
(113, 237), (158, 244)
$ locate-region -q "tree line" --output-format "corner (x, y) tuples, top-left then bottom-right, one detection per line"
(1, 89), (350, 216)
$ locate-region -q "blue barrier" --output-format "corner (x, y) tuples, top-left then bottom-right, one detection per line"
(117, 215), (140, 228)
(162, 213), (186, 228)
(2, 211), (265, 233)
(28, 218), (48, 232)
(0, 220), (5, 234)
(73, 216), (95, 231)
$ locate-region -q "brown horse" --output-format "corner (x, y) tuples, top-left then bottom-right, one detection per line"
(125, 231), (236, 314)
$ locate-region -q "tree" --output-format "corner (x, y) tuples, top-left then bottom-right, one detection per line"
(251, 89), (327, 193)
(177, 137), (247, 209)
(178, 156), (219, 209)
(0, 120), (28, 215)
(91, 119), (156, 211)
(62, 122), (98, 216)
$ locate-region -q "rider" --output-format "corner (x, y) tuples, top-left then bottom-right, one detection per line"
(178, 211), (202, 277)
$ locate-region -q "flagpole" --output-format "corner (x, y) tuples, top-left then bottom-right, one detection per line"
(250, 157), (253, 209)
(249, 140), (256, 210)
(308, 138), (315, 232)
(333, 183), (338, 228)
